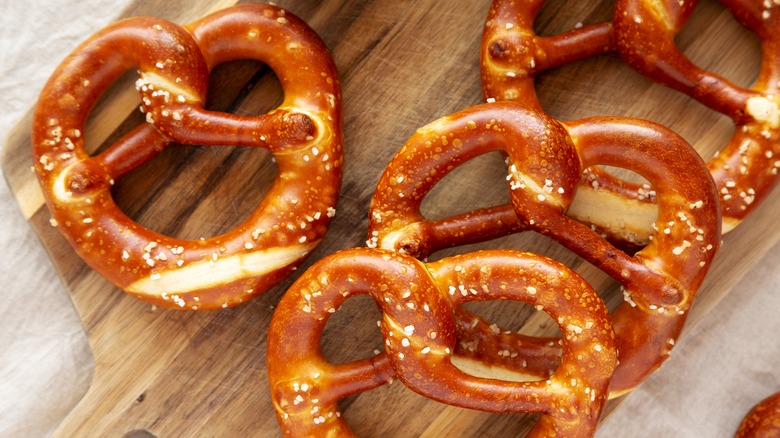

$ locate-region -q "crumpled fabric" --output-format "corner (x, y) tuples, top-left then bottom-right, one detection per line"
(0, 1), (120, 437)
(0, 1), (778, 437)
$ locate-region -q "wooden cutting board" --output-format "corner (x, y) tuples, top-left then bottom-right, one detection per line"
(4, 0), (780, 436)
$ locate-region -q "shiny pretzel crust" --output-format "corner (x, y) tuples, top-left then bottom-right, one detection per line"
(31, 4), (343, 309)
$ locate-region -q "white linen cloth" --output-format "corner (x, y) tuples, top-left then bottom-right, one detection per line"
(0, 2), (119, 437)
(0, 1), (777, 437)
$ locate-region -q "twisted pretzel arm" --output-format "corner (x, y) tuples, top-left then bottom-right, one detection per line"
(268, 248), (617, 437)
(614, 0), (752, 120)
(92, 125), (169, 180)
(481, 0), (615, 107)
(31, 4), (342, 309)
(453, 307), (561, 380)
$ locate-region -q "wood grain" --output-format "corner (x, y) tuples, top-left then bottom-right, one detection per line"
(3, 0), (779, 436)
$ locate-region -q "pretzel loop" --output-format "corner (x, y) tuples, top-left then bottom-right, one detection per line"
(390, 251), (616, 437)
(368, 101), (720, 396)
(268, 248), (616, 437)
(613, 0), (780, 231)
(267, 250), (433, 437)
(32, 4), (342, 309)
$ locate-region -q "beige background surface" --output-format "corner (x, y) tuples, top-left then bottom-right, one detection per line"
(0, 1), (778, 437)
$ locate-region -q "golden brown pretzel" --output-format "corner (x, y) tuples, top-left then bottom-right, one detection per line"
(31, 4), (342, 309)
(735, 392), (780, 438)
(368, 101), (720, 396)
(267, 248), (617, 437)
(612, 0), (780, 233)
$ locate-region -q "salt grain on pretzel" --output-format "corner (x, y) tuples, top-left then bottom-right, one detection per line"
(268, 248), (617, 437)
(368, 101), (720, 396)
(31, 4), (342, 309)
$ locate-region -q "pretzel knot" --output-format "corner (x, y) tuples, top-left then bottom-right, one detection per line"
(267, 248), (617, 437)
(368, 101), (721, 396)
(31, 4), (342, 309)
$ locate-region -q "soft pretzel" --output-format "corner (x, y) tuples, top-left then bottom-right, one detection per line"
(368, 101), (720, 396)
(31, 4), (342, 309)
(735, 391), (780, 438)
(612, 0), (780, 233)
(267, 248), (617, 437)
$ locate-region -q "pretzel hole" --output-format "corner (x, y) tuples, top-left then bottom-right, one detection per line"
(460, 299), (561, 339)
(674, 1), (760, 90)
(319, 294), (384, 365)
(533, 0), (613, 37)
(337, 377), (443, 437)
(588, 165), (648, 185)
(123, 430), (156, 438)
(111, 61), (284, 239)
(214, 60), (283, 117)
(419, 151), (510, 220)
(531, 1), (633, 121)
